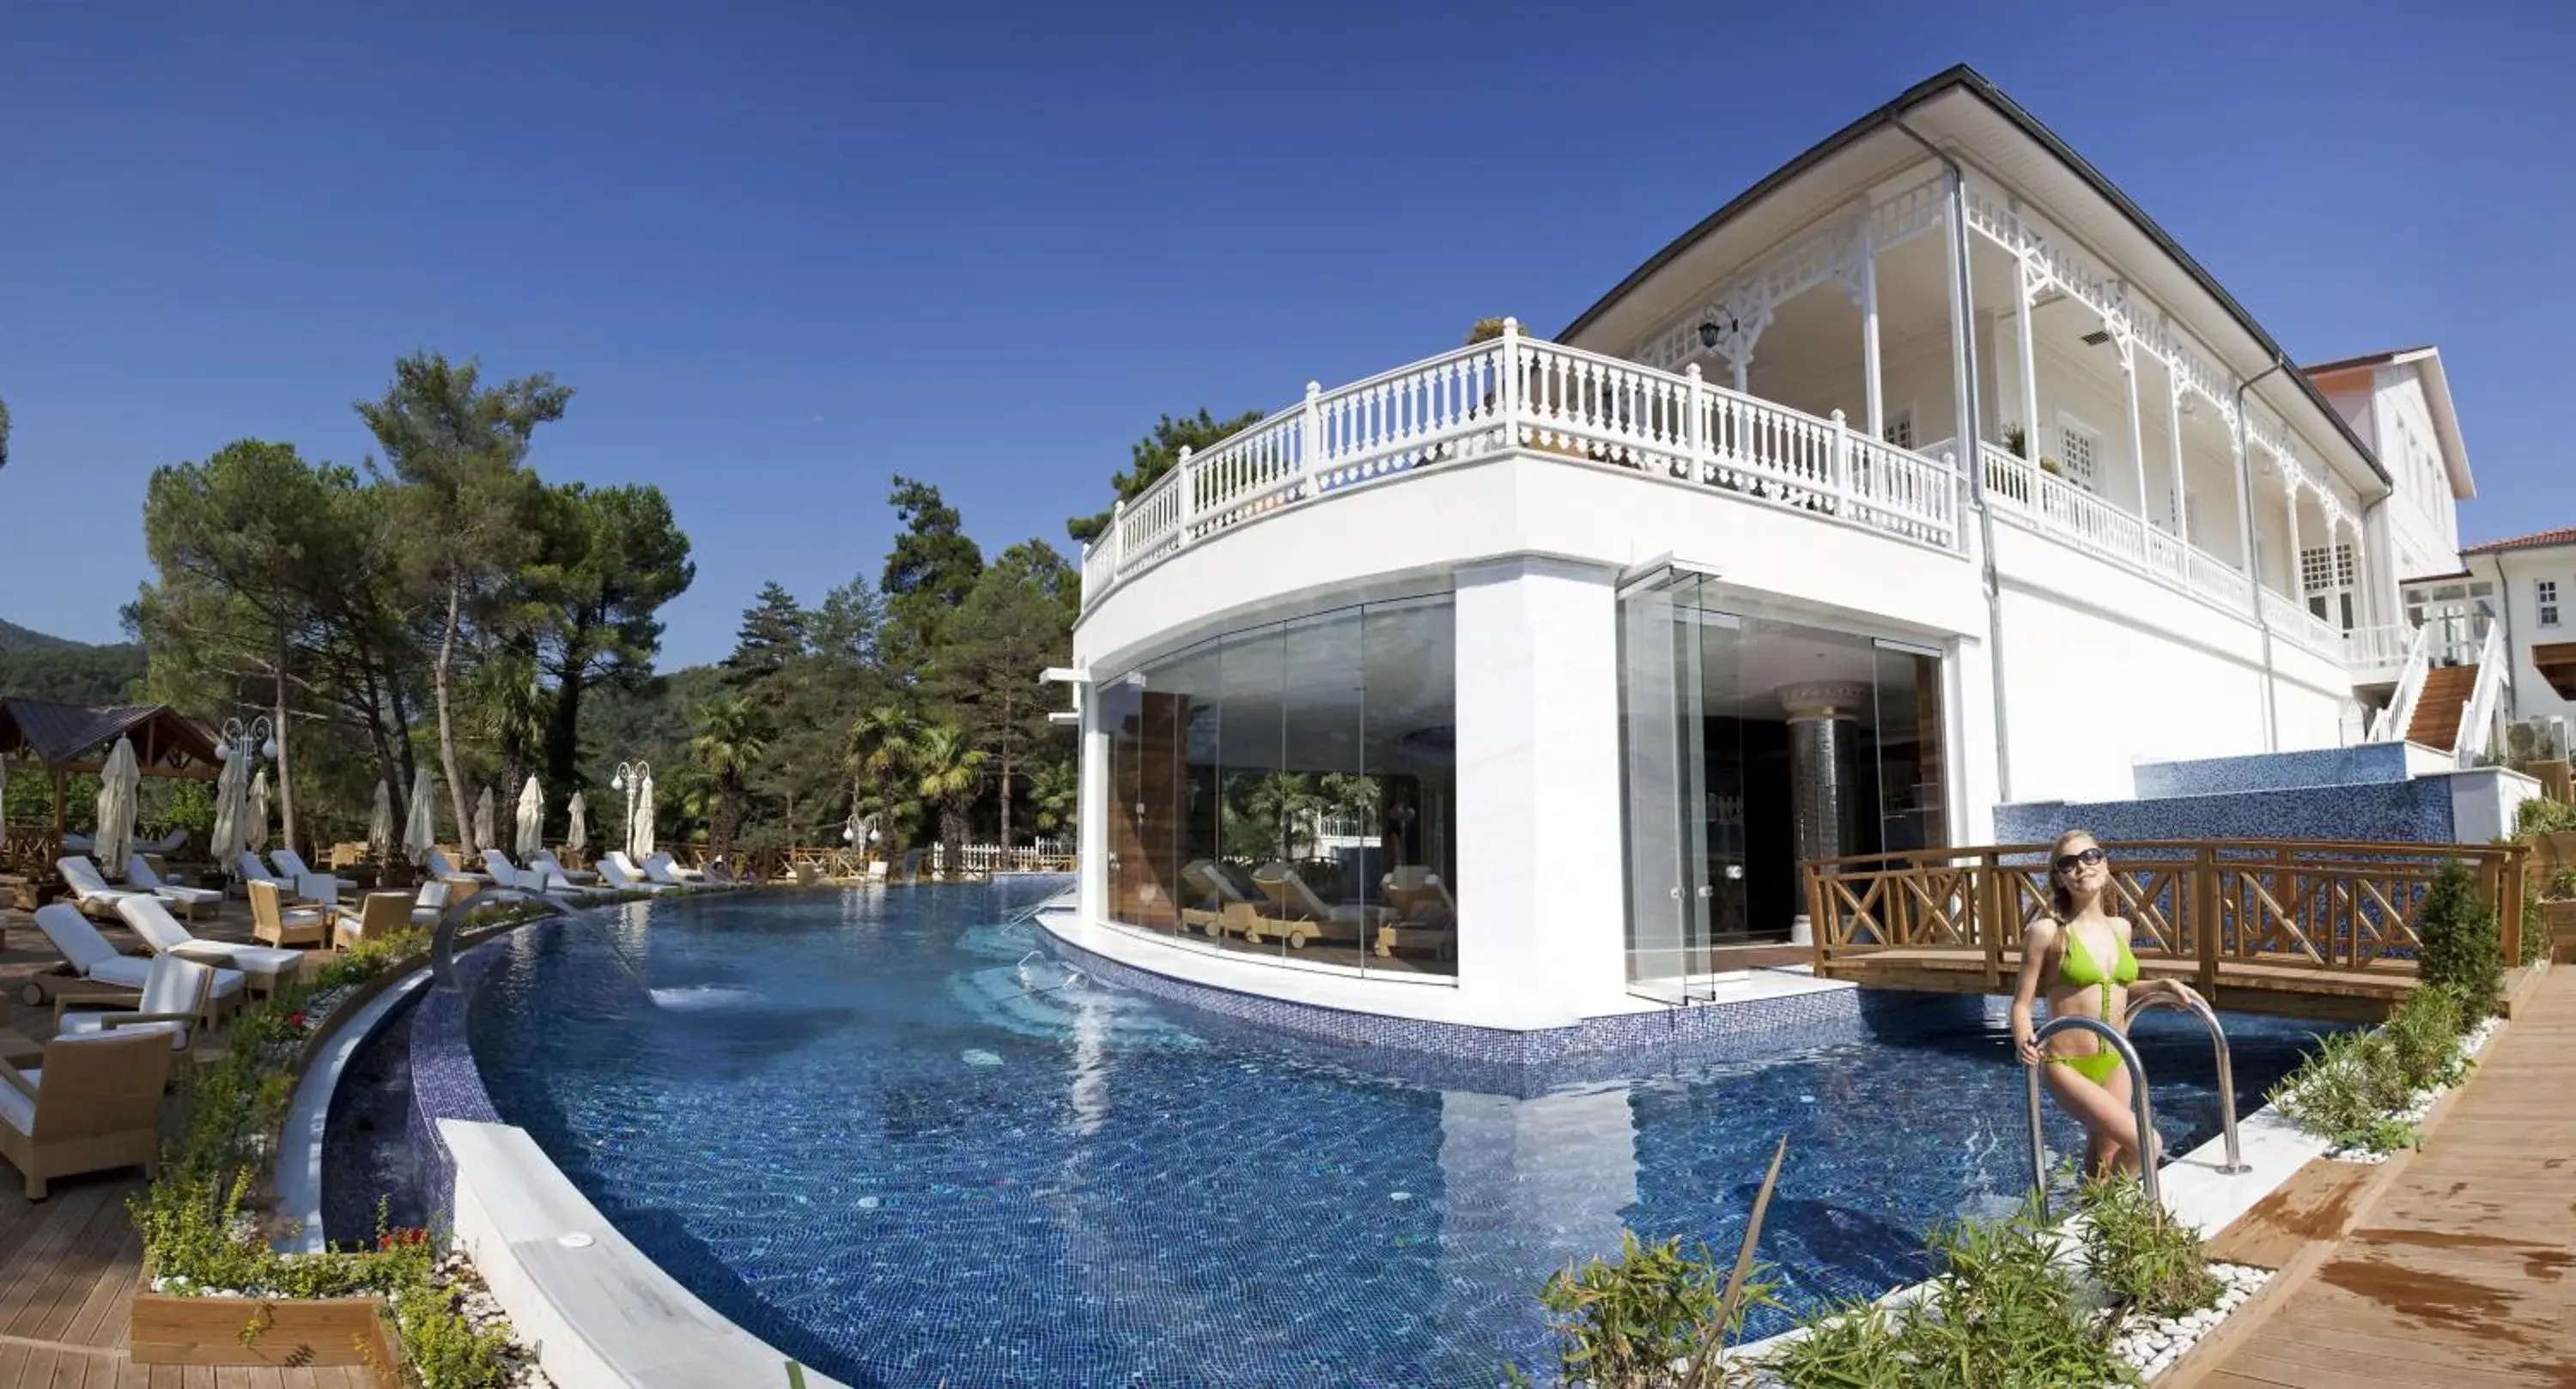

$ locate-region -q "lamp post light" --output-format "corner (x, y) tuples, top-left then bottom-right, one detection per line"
(216, 716), (276, 765)
(610, 760), (649, 861)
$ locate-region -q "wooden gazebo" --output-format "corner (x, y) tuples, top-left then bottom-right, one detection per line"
(0, 699), (223, 871)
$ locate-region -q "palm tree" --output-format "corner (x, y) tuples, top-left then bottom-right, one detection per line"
(1027, 761), (1078, 840)
(688, 695), (766, 858)
(845, 705), (920, 853)
(909, 721), (986, 875)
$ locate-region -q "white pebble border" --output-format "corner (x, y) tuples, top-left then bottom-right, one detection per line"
(2110, 1261), (2269, 1381)
(148, 1246), (553, 1386)
(2321, 1014), (2502, 1163)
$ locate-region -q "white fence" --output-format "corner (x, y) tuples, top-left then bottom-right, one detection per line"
(1083, 325), (1964, 604)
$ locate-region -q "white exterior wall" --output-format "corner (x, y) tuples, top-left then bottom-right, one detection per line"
(2373, 369), (2462, 581)
(2482, 547), (2576, 724)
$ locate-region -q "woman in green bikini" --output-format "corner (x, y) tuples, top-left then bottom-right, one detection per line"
(2008, 829), (2205, 1177)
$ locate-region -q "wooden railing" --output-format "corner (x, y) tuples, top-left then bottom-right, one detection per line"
(1805, 838), (2527, 994)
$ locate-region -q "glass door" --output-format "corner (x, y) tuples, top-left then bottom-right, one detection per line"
(1618, 568), (1741, 1003)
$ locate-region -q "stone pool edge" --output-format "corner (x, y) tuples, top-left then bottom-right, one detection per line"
(404, 921), (854, 1389)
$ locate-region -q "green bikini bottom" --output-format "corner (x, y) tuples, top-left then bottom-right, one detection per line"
(2050, 1050), (2124, 1087)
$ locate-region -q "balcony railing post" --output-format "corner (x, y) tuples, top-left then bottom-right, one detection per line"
(1300, 381), (1322, 498)
(1685, 362), (1706, 472)
(1176, 445), (1197, 541)
(1830, 409), (1850, 512)
(1499, 317), (1523, 449)
(1110, 499), (1127, 573)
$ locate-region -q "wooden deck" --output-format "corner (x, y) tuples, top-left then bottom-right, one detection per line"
(2179, 964), (2576, 1386)
(0, 899), (380, 1388)
(1817, 946), (2419, 1022)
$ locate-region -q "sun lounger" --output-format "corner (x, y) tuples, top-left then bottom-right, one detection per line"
(116, 896), (303, 994)
(54, 953), (216, 1053)
(527, 851), (598, 886)
(0, 1030), (173, 1198)
(594, 856), (676, 895)
(425, 848), (492, 885)
(31, 904), (244, 1015)
(1179, 859), (1268, 937)
(410, 879), (451, 925)
(125, 855), (223, 921)
(640, 852), (705, 886)
(1248, 864), (1393, 949)
(54, 858), (143, 923)
(235, 852), (299, 898)
(270, 849), (357, 895)
(247, 881), (328, 949)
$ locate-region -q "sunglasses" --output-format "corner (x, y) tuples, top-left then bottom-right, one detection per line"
(2054, 846), (2107, 874)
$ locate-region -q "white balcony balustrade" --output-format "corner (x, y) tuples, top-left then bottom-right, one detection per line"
(1080, 326), (1964, 606)
(1975, 443), (2253, 616)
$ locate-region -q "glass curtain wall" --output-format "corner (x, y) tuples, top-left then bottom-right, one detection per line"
(1103, 595), (1457, 980)
(1618, 574), (1947, 1000)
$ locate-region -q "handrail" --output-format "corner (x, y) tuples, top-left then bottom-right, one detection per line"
(2129, 992), (2246, 1175)
(2455, 618), (2509, 767)
(2026, 1014), (2160, 1214)
(2371, 619), (2433, 743)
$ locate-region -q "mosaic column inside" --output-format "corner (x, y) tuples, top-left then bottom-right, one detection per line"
(1777, 681), (1866, 939)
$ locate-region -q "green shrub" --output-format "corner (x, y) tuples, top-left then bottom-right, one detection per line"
(2269, 1029), (2415, 1151)
(2383, 985), (2470, 1092)
(2524, 879), (2552, 967)
(2416, 861), (2502, 1020)
(1765, 1297), (1911, 1388)
(2515, 797), (2576, 837)
(2075, 1175), (2220, 1320)
(2547, 865), (2576, 901)
(1896, 1200), (2130, 1387)
(1534, 1229), (1772, 1389)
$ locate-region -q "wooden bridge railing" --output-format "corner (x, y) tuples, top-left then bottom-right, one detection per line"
(1804, 838), (2527, 994)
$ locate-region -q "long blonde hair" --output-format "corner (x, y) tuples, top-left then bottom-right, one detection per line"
(2049, 828), (2105, 925)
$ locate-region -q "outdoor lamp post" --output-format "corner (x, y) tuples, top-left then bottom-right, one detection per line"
(216, 715), (276, 765)
(611, 760), (648, 860)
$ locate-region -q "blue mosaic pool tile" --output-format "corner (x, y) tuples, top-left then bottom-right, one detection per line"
(2130, 743), (2415, 798)
(1999, 776), (2453, 848)
(406, 941), (508, 1222)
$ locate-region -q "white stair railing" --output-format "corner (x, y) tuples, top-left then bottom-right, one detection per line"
(2454, 620), (2510, 767)
(2369, 622), (2433, 743)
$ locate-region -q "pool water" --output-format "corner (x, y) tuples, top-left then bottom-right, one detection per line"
(460, 883), (2333, 1388)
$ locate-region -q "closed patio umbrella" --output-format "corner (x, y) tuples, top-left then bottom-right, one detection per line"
(94, 737), (140, 877)
(632, 770), (656, 860)
(515, 775), (544, 858)
(566, 792), (588, 856)
(473, 785), (495, 853)
(404, 767), (437, 867)
(209, 748), (251, 865)
(369, 780), (394, 860)
(247, 768), (271, 852)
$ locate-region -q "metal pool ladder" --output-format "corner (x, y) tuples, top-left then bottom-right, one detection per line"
(2024, 993), (2246, 1216)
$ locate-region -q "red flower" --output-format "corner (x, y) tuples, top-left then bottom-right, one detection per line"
(287, 1012), (307, 1028)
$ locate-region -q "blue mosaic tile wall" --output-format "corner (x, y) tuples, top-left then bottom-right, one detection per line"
(2130, 743), (2415, 798)
(1997, 775), (2454, 849)
(405, 941), (509, 1223)
(1038, 918), (1872, 1094)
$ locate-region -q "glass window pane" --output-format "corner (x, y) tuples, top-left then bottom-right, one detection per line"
(1364, 597), (1455, 979)
(1218, 625), (1287, 959)
(1276, 610), (1366, 967)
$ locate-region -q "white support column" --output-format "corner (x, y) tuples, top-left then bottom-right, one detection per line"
(1076, 678), (1109, 928)
(2229, 410), (2259, 614)
(2120, 331), (2150, 548)
(2285, 480), (2306, 610)
(1453, 558), (1629, 1025)
(2166, 379), (2190, 547)
(1941, 169), (1975, 483)
(2015, 261), (2040, 458)
(1859, 246), (1885, 440)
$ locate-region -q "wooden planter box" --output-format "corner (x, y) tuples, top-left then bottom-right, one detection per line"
(130, 1292), (400, 1376)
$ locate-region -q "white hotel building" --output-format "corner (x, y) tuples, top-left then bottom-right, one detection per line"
(1048, 67), (2492, 1031)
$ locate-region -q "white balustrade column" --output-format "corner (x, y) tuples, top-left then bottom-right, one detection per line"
(1300, 381), (1323, 492)
(2120, 332), (2150, 549)
(1859, 248), (1885, 440)
(1176, 446), (1198, 541)
(2229, 415), (2259, 616)
(1453, 558), (1629, 1025)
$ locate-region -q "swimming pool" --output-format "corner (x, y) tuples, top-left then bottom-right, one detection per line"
(455, 883), (2330, 1387)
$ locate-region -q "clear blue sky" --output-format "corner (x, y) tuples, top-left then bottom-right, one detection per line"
(3, 0), (2567, 667)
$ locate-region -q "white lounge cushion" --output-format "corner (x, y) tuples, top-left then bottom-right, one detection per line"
(167, 940), (304, 980)
(57, 1013), (191, 1051)
(55, 857), (138, 906)
(86, 954), (155, 992)
(127, 856), (222, 907)
(33, 904), (121, 974)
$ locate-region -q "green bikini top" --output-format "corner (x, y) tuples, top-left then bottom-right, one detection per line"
(2057, 924), (2139, 990)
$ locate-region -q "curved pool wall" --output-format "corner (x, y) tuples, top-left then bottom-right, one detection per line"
(397, 882), (2340, 1387)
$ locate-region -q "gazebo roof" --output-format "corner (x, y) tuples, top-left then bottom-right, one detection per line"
(0, 698), (223, 778)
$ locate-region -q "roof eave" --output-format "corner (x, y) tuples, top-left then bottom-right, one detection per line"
(1556, 64), (2392, 496)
